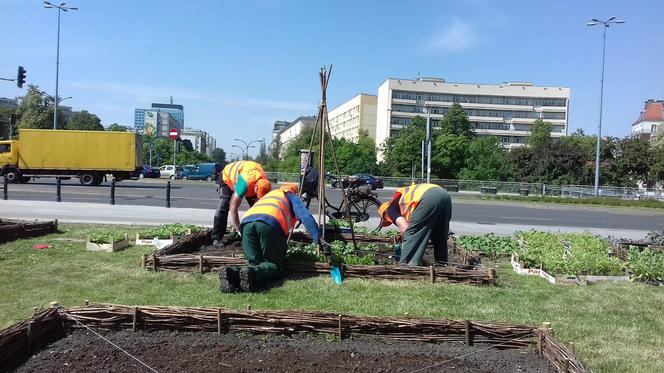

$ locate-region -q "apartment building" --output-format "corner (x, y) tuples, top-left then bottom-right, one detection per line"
(327, 94), (377, 142)
(376, 77), (570, 156)
(277, 116), (316, 157)
(632, 99), (664, 141)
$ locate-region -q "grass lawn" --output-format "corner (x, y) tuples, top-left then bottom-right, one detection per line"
(473, 194), (664, 209)
(1, 224), (663, 372)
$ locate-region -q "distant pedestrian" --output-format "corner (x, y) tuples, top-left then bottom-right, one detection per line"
(212, 160), (272, 246)
(379, 183), (452, 266)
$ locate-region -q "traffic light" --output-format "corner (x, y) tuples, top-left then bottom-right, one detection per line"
(16, 66), (26, 89)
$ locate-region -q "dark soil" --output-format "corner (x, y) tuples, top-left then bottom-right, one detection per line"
(14, 329), (554, 373)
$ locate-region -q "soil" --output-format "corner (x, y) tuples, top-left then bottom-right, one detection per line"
(14, 329), (554, 373)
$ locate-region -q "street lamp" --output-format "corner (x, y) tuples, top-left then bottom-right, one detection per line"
(587, 16), (625, 196)
(232, 144), (244, 159)
(44, 1), (78, 130)
(233, 138), (262, 160)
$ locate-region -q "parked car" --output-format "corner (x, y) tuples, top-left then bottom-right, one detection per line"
(329, 174), (383, 190)
(179, 165), (197, 179)
(138, 166), (160, 179)
(181, 163), (222, 182)
(158, 165), (180, 180)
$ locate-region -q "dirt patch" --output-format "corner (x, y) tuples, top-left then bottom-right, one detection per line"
(14, 329), (553, 373)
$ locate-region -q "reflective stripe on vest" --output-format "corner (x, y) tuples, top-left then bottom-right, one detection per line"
(222, 161), (245, 187)
(397, 183), (439, 222)
(222, 161), (266, 191)
(242, 190), (295, 235)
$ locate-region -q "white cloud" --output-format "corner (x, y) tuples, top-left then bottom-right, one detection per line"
(423, 19), (477, 53)
(66, 81), (313, 111)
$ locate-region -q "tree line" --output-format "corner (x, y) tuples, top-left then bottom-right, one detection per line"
(265, 103), (664, 188)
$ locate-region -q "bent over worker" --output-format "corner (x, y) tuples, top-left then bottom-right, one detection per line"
(379, 183), (452, 266)
(212, 160), (272, 246)
(219, 184), (323, 292)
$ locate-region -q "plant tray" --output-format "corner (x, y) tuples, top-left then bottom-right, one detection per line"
(510, 252), (629, 286)
(86, 235), (130, 252)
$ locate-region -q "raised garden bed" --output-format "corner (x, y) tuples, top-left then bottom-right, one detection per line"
(0, 218), (58, 243)
(86, 233), (130, 253)
(512, 232), (629, 285)
(135, 224), (204, 246)
(457, 233), (517, 260)
(1, 303), (587, 373)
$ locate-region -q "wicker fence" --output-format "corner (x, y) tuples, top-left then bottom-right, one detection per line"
(0, 219), (59, 243)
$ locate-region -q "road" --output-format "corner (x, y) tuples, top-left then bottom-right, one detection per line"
(2, 178), (664, 234)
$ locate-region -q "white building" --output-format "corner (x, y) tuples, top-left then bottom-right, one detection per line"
(206, 133), (217, 157)
(328, 94), (377, 142)
(376, 77), (570, 157)
(277, 116), (316, 157)
(632, 99), (664, 141)
(181, 128), (208, 154)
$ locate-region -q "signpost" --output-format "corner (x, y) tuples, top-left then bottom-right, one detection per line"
(170, 129), (178, 168)
(149, 143), (155, 166)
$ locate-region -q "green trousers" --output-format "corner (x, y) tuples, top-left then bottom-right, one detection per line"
(241, 221), (288, 285)
(399, 188), (452, 266)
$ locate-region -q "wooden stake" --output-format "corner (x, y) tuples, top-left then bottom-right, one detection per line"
(429, 266), (435, 284)
(27, 321), (33, 351)
(217, 309), (223, 335)
(536, 329), (543, 354)
(84, 300), (90, 306)
(152, 254), (158, 272)
(199, 255), (204, 273)
(32, 307), (38, 315)
(563, 358), (570, 373)
(141, 254), (147, 269)
(49, 301), (59, 308)
(488, 268), (496, 284)
(132, 307), (139, 332)
(464, 320), (473, 346)
(338, 314), (343, 341)
(246, 304), (251, 310)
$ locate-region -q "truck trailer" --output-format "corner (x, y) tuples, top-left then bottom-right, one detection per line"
(0, 129), (142, 186)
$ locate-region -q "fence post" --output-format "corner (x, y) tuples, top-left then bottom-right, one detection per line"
(166, 180), (171, 208)
(2, 176), (7, 200)
(110, 180), (116, 205)
(56, 178), (62, 202)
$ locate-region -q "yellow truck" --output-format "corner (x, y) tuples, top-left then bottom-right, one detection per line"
(0, 129), (142, 186)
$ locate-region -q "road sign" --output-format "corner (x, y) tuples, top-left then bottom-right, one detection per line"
(169, 129), (178, 140)
(149, 143), (155, 150)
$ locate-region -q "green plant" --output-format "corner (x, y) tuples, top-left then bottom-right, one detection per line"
(89, 232), (126, 244)
(517, 231), (624, 276)
(457, 233), (517, 257)
(139, 224), (203, 239)
(628, 248), (664, 282)
(646, 230), (664, 246)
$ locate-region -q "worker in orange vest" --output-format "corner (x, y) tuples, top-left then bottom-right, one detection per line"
(212, 160), (272, 246)
(219, 183), (326, 292)
(378, 183), (452, 266)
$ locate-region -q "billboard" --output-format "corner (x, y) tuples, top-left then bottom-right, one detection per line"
(144, 111), (157, 136)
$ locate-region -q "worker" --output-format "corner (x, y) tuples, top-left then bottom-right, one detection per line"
(212, 160), (272, 247)
(219, 183), (326, 292)
(378, 183), (452, 266)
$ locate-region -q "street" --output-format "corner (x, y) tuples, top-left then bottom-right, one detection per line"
(2, 178), (664, 233)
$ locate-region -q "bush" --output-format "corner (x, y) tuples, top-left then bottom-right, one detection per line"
(629, 248), (664, 281)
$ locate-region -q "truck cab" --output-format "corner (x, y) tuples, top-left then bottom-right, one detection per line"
(0, 140), (23, 183)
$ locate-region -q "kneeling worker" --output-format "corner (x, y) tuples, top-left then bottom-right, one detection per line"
(219, 184), (324, 292)
(379, 183), (452, 266)
(212, 160), (272, 246)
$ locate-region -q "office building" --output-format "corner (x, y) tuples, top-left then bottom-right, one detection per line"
(277, 116), (316, 157)
(328, 94), (377, 142)
(206, 133), (217, 157)
(376, 77), (570, 157)
(181, 128), (208, 154)
(272, 120), (290, 141)
(632, 99), (664, 141)
(151, 102), (184, 127)
(134, 98), (184, 134)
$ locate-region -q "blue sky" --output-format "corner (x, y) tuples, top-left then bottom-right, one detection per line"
(1, 0), (663, 157)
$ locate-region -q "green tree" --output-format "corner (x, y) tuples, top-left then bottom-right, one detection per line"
(528, 119), (553, 149)
(440, 103), (474, 139)
(458, 136), (506, 180)
(604, 137), (651, 187)
(65, 110), (103, 131)
(331, 130), (377, 174)
(107, 123), (127, 132)
(256, 140), (268, 165)
(180, 139), (194, 152)
(15, 85), (63, 130)
(0, 107), (16, 139)
(380, 116), (426, 176)
(430, 133), (470, 179)
(211, 148), (226, 165)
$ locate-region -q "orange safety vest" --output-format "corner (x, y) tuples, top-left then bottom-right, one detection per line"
(221, 160), (266, 193)
(394, 183), (440, 222)
(241, 189), (295, 236)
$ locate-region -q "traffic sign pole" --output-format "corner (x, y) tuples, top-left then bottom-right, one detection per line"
(169, 129), (179, 168)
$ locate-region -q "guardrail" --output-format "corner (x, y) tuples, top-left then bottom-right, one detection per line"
(262, 172), (664, 201)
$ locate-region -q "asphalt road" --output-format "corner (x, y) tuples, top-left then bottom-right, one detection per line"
(2, 178), (664, 232)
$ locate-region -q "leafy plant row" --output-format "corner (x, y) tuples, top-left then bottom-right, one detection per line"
(457, 233), (517, 258)
(139, 224), (204, 239)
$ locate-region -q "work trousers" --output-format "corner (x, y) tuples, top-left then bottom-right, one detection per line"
(399, 187), (452, 266)
(241, 221), (288, 285)
(212, 183), (258, 241)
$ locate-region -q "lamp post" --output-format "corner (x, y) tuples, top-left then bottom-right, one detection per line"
(232, 145), (245, 160)
(44, 1), (77, 130)
(233, 138), (262, 160)
(587, 16), (625, 196)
